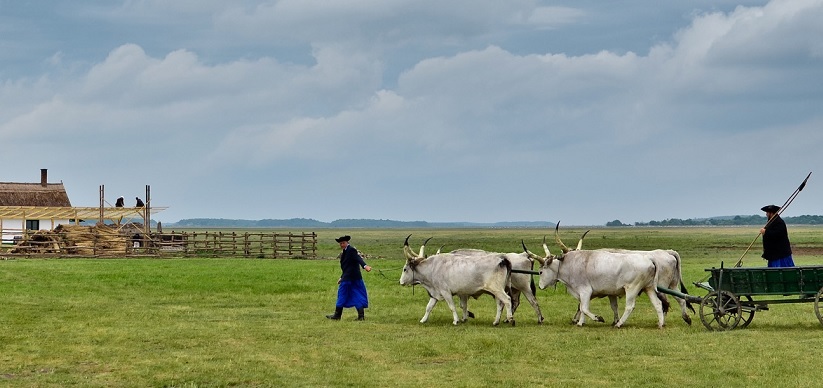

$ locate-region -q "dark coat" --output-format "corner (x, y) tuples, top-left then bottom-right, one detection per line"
(762, 215), (792, 261)
(339, 245), (368, 281)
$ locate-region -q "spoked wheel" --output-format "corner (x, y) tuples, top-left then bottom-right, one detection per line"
(814, 287), (823, 326)
(738, 295), (756, 328)
(699, 290), (742, 331)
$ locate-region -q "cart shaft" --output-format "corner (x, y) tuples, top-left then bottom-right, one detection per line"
(657, 286), (702, 304)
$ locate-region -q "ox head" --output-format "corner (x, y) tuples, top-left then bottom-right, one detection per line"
(522, 237), (562, 289)
(400, 235), (431, 286)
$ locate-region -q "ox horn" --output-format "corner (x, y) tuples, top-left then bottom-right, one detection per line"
(575, 230), (590, 251)
(522, 240), (545, 265)
(555, 221), (571, 253)
(419, 237), (433, 258)
(435, 244), (445, 255)
(403, 234), (418, 260)
(541, 235), (552, 258)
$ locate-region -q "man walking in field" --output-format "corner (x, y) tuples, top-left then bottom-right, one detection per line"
(326, 235), (372, 321)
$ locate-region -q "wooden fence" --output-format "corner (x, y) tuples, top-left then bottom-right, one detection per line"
(151, 231), (317, 258)
(0, 229), (317, 259)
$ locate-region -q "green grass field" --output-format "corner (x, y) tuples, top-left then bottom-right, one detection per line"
(2, 226), (823, 387)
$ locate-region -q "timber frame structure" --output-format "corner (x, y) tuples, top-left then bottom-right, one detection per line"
(0, 184), (166, 242)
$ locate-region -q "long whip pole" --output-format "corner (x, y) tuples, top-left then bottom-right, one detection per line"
(734, 172), (812, 267)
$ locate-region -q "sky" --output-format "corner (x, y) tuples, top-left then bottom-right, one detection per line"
(1, 0), (822, 226)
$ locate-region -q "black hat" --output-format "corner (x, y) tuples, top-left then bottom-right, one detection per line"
(335, 235), (351, 243)
(761, 205), (780, 213)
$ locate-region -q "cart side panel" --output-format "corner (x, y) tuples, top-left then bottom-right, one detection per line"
(708, 266), (823, 296)
(765, 269), (800, 293)
(799, 267), (823, 294)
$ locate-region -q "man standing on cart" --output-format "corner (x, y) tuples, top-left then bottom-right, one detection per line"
(760, 204), (795, 267)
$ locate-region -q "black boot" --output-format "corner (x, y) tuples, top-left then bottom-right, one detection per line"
(355, 307), (365, 321)
(326, 307), (343, 320)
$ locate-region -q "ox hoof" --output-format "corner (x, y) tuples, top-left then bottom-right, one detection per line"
(595, 316), (605, 323)
(683, 316), (692, 326)
(510, 319), (516, 327)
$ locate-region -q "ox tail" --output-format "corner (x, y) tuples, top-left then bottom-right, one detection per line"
(500, 256), (513, 285)
(680, 280), (695, 314)
(670, 250), (696, 314)
(650, 261), (671, 314)
(499, 256), (514, 301)
(655, 291), (671, 314)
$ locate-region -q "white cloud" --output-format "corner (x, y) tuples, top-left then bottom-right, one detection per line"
(1, 0), (821, 225)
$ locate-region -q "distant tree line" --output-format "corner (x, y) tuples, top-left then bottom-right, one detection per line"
(169, 215), (823, 228)
(169, 218), (553, 228)
(611, 214), (823, 227)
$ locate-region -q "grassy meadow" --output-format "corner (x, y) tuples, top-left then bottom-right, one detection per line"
(2, 226), (823, 387)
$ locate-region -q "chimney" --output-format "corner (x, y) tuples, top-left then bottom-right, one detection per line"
(41, 169), (48, 187)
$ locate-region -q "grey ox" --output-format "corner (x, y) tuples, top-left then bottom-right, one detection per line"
(590, 248), (694, 326)
(557, 232), (695, 326)
(524, 239), (668, 328)
(416, 233), (592, 325)
(432, 246), (545, 324)
(401, 236), (515, 326)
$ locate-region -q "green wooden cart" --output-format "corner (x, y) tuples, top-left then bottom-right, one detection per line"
(690, 263), (823, 330)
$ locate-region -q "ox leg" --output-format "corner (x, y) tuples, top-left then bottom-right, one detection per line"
(614, 287), (664, 328)
(673, 296), (692, 326)
(509, 288), (521, 314)
(495, 299), (504, 325)
(490, 291), (514, 326)
(440, 293), (461, 325)
(522, 291), (544, 324)
(576, 291), (604, 326)
(673, 279), (694, 324)
(420, 298), (439, 323)
(572, 304), (582, 325)
(609, 296), (620, 326)
(458, 295), (470, 323)
(644, 288), (666, 329)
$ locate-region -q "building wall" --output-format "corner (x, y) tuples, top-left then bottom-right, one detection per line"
(0, 218), (70, 244)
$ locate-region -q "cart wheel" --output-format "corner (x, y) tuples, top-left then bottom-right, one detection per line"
(699, 290), (742, 331)
(738, 295), (755, 328)
(814, 287), (823, 326)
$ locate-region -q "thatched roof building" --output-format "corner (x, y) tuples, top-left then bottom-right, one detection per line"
(0, 169), (72, 207)
(1, 170), (166, 246)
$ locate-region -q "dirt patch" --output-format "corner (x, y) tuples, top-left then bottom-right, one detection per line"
(792, 247), (823, 256)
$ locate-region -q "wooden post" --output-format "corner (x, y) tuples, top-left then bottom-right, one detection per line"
(144, 185), (150, 238)
(99, 185), (104, 225)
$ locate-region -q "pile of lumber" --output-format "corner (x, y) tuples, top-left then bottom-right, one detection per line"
(10, 224), (135, 255)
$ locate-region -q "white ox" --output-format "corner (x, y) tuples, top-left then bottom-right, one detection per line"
(558, 233), (695, 326)
(525, 240), (668, 328)
(444, 248), (544, 324)
(593, 248), (694, 325)
(409, 239), (538, 323)
(420, 234), (593, 325)
(401, 237), (515, 326)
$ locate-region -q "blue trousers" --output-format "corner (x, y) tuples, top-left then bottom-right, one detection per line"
(767, 255), (795, 267)
(336, 279), (369, 309)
